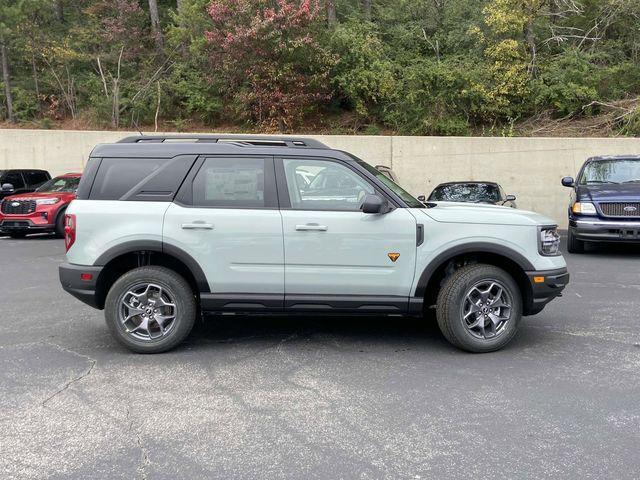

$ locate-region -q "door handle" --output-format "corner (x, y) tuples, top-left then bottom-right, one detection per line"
(181, 222), (214, 230)
(295, 224), (328, 232)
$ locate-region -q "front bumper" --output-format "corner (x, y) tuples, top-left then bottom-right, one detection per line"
(523, 267), (569, 316)
(59, 263), (104, 309)
(0, 218), (55, 232)
(570, 217), (640, 242)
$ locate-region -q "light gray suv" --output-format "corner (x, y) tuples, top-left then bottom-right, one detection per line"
(59, 135), (569, 353)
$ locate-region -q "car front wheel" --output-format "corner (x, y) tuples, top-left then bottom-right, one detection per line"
(104, 266), (196, 353)
(567, 228), (585, 254)
(436, 264), (522, 353)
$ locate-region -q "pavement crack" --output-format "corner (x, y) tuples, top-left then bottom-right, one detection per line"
(40, 342), (97, 409)
(127, 407), (151, 480)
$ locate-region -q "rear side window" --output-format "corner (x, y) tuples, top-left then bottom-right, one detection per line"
(192, 157), (276, 208)
(24, 171), (50, 187)
(90, 158), (164, 200)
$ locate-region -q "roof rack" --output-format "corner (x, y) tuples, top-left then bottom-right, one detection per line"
(117, 135), (328, 149)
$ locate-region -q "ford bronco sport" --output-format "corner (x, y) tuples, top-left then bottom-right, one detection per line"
(59, 135), (569, 353)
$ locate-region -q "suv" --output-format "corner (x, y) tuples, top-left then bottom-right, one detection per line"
(0, 169), (51, 200)
(562, 155), (640, 253)
(59, 135), (569, 354)
(0, 173), (81, 238)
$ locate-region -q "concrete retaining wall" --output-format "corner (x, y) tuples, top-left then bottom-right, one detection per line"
(1, 129), (639, 225)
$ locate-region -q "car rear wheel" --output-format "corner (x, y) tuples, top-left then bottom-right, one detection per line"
(436, 264), (522, 353)
(104, 266), (197, 353)
(567, 228), (585, 254)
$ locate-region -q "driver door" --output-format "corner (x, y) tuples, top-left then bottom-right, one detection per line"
(278, 157), (417, 308)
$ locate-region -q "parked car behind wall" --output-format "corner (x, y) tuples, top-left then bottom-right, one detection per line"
(428, 182), (517, 208)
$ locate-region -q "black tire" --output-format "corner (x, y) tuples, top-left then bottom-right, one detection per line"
(567, 228), (585, 254)
(436, 264), (522, 353)
(54, 209), (66, 238)
(104, 266), (197, 353)
(9, 232), (27, 239)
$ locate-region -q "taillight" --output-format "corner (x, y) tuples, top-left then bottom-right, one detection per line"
(64, 214), (76, 252)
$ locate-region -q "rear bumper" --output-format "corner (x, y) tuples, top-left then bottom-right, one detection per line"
(570, 218), (640, 242)
(524, 267), (569, 316)
(59, 263), (104, 309)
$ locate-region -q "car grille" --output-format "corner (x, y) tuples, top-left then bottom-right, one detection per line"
(1, 199), (36, 215)
(599, 202), (640, 218)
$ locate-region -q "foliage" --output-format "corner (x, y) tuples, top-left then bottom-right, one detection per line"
(0, 0), (639, 135)
(205, 0), (333, 130)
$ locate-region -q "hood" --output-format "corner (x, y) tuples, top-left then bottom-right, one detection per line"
(421, 201), (555, 226)
(577, 183), (640, 202)
(3, 191), (74, 201)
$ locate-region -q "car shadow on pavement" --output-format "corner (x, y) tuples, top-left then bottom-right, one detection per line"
(581, 242), (640, 257)
(186, 313), (449, 351)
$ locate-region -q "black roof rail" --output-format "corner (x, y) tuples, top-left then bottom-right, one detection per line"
(117, 135), (328, 149)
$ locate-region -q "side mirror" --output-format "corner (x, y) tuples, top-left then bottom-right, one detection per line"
(505, 194), (516, 202)
(561, 177), (575, 187)
(361, 194), (388, 214)
(417, 195), (426, 202)
(1, 183), (15, 194)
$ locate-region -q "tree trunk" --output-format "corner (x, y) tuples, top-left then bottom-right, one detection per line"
(0, 40), (15, 123)
(176, 0), (188, 56)
(524, 19), (536, 75)
(362, 0), (371, 20)
(147, 0), (165, 57)
(31, 50), (41, 112)
(54, 0), (64, 22)
(326, 0), (337, 26)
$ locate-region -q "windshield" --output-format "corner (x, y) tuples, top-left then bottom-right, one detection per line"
(429, 183), (501, 203)
(36, 176), (80, 193)
(350, 158), (424, 208)
(579, 159), (640, 184)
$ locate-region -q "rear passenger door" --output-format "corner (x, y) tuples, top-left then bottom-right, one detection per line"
(163, 156), (284, 310)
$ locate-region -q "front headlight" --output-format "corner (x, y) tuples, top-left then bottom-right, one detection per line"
(572, 201), (596, 215)
(539, 226), (561, 256)
(35, 198), (60, 205)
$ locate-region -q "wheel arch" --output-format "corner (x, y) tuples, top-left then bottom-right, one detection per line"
(93, 241), (209, 310)
(416, 242), (534, 313)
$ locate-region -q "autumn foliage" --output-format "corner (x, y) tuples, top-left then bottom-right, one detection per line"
(205, 0), (332, 130)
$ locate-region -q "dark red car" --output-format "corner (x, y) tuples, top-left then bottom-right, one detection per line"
(0, 173), (81, 238)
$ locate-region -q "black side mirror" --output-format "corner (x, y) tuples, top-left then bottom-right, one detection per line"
(417, 195), (426, 202)
(1, 183), (15, 194)
(505, 194), (516, 202)
(361, 194), (388, 214)
(561, 177), (575, 187)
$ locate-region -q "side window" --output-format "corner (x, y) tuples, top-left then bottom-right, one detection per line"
(25, 171), (49, 187)
(3, 172), (25, 189)
(283, 158), (374, 211)
(90, 158), (163, 200)
(192, 157), (275, 208)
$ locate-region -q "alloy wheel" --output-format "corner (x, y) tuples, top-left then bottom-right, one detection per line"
(118, 283), (177, 341)
(462, 279), (513, 340)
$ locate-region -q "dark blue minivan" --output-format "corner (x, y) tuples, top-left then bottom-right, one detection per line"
(562, 155), (640, 253)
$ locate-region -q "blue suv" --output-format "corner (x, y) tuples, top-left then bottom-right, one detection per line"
(562, 155), (640, 253)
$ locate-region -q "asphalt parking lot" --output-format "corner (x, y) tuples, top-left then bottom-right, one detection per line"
(1, 234), (639, 479)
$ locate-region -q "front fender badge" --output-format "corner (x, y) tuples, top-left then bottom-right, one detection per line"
(388, 253), (400, 262)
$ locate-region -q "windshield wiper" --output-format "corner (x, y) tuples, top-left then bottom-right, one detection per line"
(585, 180), (619, 184)
(620, 179), (640, 184)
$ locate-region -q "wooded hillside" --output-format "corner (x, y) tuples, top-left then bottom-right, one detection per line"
(0, 0), (638, 136)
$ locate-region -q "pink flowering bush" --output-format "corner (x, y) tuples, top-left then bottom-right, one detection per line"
(206, 0), (333, 131)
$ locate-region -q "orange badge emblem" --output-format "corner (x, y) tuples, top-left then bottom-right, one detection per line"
(388, 253), (400, 262)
